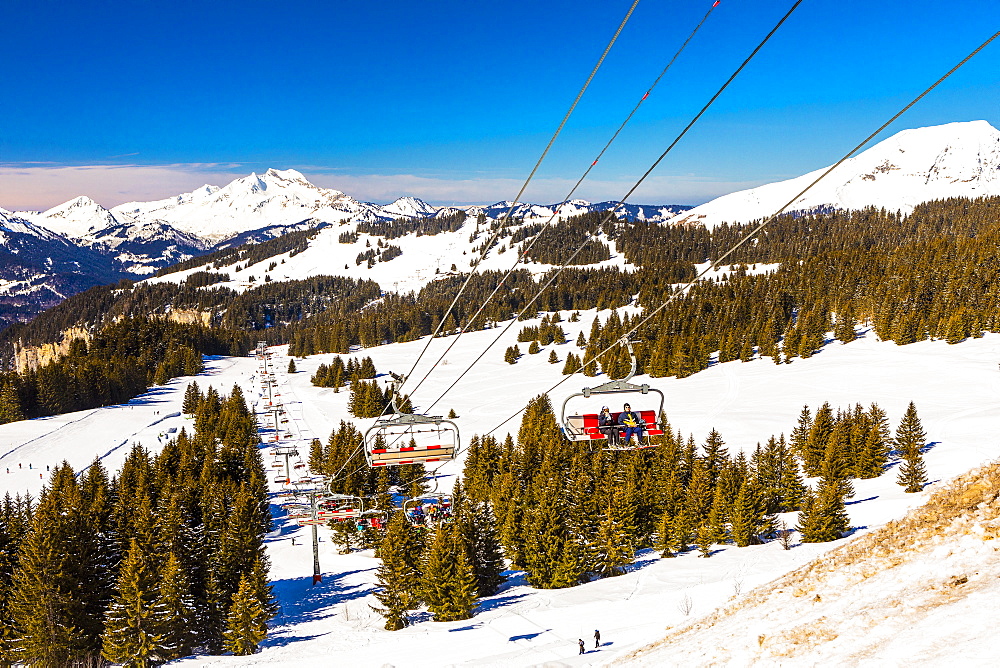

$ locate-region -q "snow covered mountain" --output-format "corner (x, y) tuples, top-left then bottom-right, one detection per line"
(33, 195), (121, 238)
(1, 168), (689, 322)
(0, 208), (125, 325)
(669, 120), (1000, 228)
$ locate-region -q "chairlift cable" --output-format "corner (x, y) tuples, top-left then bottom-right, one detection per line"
(331, 0), (643, 477)
(421, 0), (803, 415)
(402, 0), (721, 402)
(380, 0), (641, 414)
(484, 27), (1000, 437)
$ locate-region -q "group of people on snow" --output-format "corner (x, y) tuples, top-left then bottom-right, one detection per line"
(597, 403), (646, 447)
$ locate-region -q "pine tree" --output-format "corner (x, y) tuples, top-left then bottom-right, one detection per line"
(591, 504), (633, 578)
(0, 384), (24, 424)
(422, 525), (478, 622)
(895, 402), (929, 493)
(528, 340), (541, 355)
(222, 574), (268, 655)
(373, 513), (422, 630)
(101, 538), (162, 667)
(152, 552), (198, 662)
(798, 479), (850, 543)
(287, 359), (297, 373)
(548, 350), (559, 364)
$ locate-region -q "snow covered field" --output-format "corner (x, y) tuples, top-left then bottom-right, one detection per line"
(1, 311), (998, 666)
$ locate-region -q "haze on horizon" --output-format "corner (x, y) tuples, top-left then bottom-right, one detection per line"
(1, 0), (998, 211)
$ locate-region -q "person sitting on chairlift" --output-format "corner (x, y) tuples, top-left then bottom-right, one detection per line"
(618, 403), (645, 446)
(598, 406), (621, 446)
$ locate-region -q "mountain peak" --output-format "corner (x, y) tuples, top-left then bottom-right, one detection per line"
(263, 168), (310, 184)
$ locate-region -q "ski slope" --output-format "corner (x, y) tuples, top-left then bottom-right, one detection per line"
(1, 312), (999, 666)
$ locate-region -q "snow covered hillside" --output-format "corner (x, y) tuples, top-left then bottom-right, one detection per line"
(669, 120), (1000, 228)
(622, 459), (1000, 667)
(1, 307), (999, 666)
(2, 168), (688, 321)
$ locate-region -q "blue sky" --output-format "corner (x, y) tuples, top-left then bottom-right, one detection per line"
(1, 0), (998, 210)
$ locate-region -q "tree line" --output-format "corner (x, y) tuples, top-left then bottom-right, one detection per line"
(0, 383), (273, 663)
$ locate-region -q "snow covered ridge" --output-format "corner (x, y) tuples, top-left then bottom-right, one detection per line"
(622, 460), (1000, 666)
(12, 167), (691, 247)
(669, 120), (1000, 228)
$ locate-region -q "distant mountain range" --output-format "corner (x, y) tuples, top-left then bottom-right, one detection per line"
(2, 119), (999, 328)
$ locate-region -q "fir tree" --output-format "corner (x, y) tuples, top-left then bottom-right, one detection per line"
(373, 513), (422, 630)
(804, 403), (834, 476)
(798, 479), (849, 543)
(222, 574), (268, 655)
(0, 384), (24, 424)
(101, 539), (162, 667)
(895, 402), (929, 493)
(528, 340), (541, 355)
(729, 481), (762, 547)
(591, 504), (633, 578)
(696, 525), (714, 558)
(152, 552), (198, 662)
(548, 350), (559, 364)
(11, 464), (109, 664)
(422, 524), (478, 622)
(287, 359), (297, 373)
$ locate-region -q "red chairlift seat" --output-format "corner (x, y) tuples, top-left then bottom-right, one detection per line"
(559, 339), (665, 450)
(364, 414), (459, 468)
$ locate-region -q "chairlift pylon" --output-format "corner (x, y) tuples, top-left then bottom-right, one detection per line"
(559, 338), (665, 450)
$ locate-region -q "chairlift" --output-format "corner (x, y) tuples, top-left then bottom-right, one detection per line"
(363, 387), (459, 467)
(560, 339), (665, 450)
(318, 494), (365, 521)
(402, 493), (453, 527)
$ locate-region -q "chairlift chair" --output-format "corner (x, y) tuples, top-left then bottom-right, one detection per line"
(560, 339), (665, 450)
(402, 493), (453, 527)
(318, 494), (365, 522)
(363, 388), (460, 466)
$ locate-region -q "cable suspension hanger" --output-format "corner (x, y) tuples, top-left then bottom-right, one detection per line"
(484, 27), (1000, 437)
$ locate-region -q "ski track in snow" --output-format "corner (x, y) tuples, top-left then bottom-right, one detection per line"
(2, 313), (1000, 666)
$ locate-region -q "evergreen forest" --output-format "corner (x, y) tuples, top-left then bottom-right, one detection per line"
(0, 384), (274, 663)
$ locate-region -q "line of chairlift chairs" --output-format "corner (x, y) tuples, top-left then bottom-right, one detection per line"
(361, 339), (664, 470)
(265, 339), (664, 531)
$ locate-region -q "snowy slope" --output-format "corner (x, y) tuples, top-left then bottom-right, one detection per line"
(669, 120), (1000, 228)
(2, 311), (1000, 665)
(622, 460), (1000, 667)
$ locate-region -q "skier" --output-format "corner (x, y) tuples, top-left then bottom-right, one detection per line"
(618, 403), (645, 447)
(594, 629), (601, 648)
(578, 639), (585, 655)
(598, 406), (620, 446)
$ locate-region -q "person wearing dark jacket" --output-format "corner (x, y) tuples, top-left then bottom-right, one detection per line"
(618, 403), (645, 446)
(597, 406), (620, 446)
